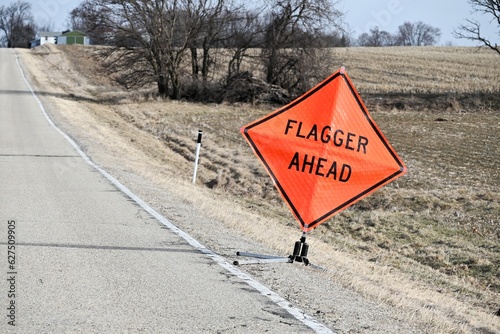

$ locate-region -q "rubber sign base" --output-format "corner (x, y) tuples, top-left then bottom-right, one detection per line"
(233, 233), (324, 270)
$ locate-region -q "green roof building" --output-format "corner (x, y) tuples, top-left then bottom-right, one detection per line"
(57, 31), (90, 45)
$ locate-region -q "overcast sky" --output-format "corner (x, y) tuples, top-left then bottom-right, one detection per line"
(0, 0), (498, 46)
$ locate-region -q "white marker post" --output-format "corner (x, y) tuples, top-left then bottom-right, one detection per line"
(192, 130), (203, 184)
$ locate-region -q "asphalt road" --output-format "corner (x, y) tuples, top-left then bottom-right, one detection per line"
(0, 48), (330, 333)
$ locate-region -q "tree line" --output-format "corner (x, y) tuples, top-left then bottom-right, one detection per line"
(67, 0), (346, 102)
(356, 22), (441, 47)
(1, 0), (498, 103)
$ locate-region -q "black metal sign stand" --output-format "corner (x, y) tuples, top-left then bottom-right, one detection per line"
(234, 233), (323, 269)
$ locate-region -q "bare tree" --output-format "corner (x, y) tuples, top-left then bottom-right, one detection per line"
(321, 30), (350, 47)
(69, 0), (258, 100)
(223, 9), (263, 80)
(261, 0), (344, 96)
(357, 27), (395, 47)
(189, 0), (231, 83)
(396, 21), (441, 46)
(0, 0), (36, 48)
(454, 0), (500, 55)
(67, 0), (345, 102)
(69, 0), (91, 32)
(76, 0), (217, 99)
(37, 22), (55, 34)
(68, 0), (112, 45)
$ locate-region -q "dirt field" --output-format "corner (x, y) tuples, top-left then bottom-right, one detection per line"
(17, 44), (499, 333)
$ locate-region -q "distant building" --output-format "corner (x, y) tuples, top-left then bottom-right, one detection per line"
(57, 31), (90, 46)
(30, 32), (60, 48)
(30, 30), (90, 48)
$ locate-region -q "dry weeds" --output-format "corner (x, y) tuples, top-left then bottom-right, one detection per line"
(18, 44), (500, 333)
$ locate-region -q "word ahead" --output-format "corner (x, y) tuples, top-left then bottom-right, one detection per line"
(241, 69), (407, 232)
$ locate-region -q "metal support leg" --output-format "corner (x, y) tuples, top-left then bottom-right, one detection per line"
(234, 232), (324, 270)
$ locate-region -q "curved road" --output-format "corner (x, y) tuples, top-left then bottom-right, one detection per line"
(0, 48), (331, 333)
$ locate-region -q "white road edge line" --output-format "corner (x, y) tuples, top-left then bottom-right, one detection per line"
(14, 49), (334, 334)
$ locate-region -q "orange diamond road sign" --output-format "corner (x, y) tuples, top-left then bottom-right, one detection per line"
(240, 68), (407, 232)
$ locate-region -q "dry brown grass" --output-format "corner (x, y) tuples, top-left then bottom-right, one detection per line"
(331, 46), (500, 94)
(19, 44), (500, 333)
